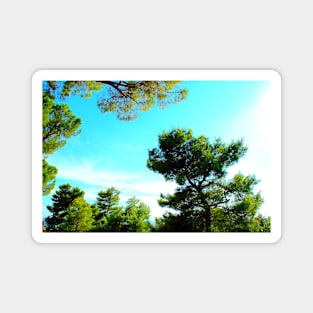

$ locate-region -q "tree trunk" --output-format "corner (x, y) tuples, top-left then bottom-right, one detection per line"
(205, 207), (211, 232)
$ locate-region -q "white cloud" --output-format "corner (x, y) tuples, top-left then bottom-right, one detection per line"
(56, 160), (138, 185)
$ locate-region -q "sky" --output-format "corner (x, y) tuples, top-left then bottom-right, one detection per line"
(43, 80), (280, 221)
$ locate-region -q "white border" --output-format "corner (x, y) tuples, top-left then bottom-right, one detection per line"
(32, 69), (281, 244)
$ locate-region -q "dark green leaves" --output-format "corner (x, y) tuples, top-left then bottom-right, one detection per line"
(148, 128), (268, 232)
(147, 128), (247, 186)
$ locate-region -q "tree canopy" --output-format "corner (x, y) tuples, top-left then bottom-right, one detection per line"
(42, 91), (82, 156)
(48, 80), (188, 121)
(147, 128), (268, 232)
(42, 90), (82, 195)
(42, 159), (57, 196)
(45, 184), (84, 232)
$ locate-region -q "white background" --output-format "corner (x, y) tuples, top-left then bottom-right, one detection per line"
(1, 1), (311, 312)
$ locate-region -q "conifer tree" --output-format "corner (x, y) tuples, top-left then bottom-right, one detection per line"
(95, 187), (124, 231)
(148, 128), (268, 232)
(58, 197), (94, 232)
(45, 184), (84, 231)
(123, 197), (152, 232)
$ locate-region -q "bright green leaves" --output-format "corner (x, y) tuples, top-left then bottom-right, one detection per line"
(97, 81), (188, 121)
(42, 159), (58, 196)
(227, 173), (259, 197)
(58, 197), (94, 232)
(249, 214), (271, 232)
(42, 90), (82, 195)
(211, 193), (264, 232)
(60, 81), (103, 98)
(47, 80), (188, 121)
(124, 197), (151, 232)
(42, 92), (82, 156)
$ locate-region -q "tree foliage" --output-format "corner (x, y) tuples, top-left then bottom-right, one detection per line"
(42, 159), (57, 196)
(58, 197), (94, 232)
(45, 184), (84, 231)
(42, 91), (82, 156)
(148, 128), (269, 232)
(94, 187), (124, 232)
(93, 187), (152, 232)
(45, 185), (152, 232)
(42, 90), (82, 195)
(46, 80), (188, 121)
(123, 197), (151, 232)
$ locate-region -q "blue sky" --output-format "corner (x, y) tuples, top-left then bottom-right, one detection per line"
(43, 80), (278, 220)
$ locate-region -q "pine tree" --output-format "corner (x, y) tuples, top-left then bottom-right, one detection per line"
(148, 128), (268, 232)
(123, 197), (152, 232)
(95, 187), (124, 231)
(45, 184), (84, 231)
(58, 197), (94, 232)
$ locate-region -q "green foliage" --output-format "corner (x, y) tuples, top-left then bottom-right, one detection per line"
(42, 159), (57, 195)
(210, 194), (264, 232)
(249, 214), (271, 232)
(42, 91), (81, 195)
(94, 187), (124, 231)
(123, 197), (152, 232)
(96, 187), (121, 215)
(45, 182), (270, 233)
(45, 184), (84, 231)
(155, 211), (201, 232)
(46, 80), (188, 121)
(93, 188), (152, 232)
(58, 197), (94, 232)
(45, 186), (153, 232)
(97, 81), (188, 121)
(148, 128), (268, 232)
(42, 91), (82, 156)
(104, 206), (125, 232)
(61, 81), (103, 98)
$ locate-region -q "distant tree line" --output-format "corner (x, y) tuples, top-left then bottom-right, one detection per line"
(45, 185), (152, 232)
